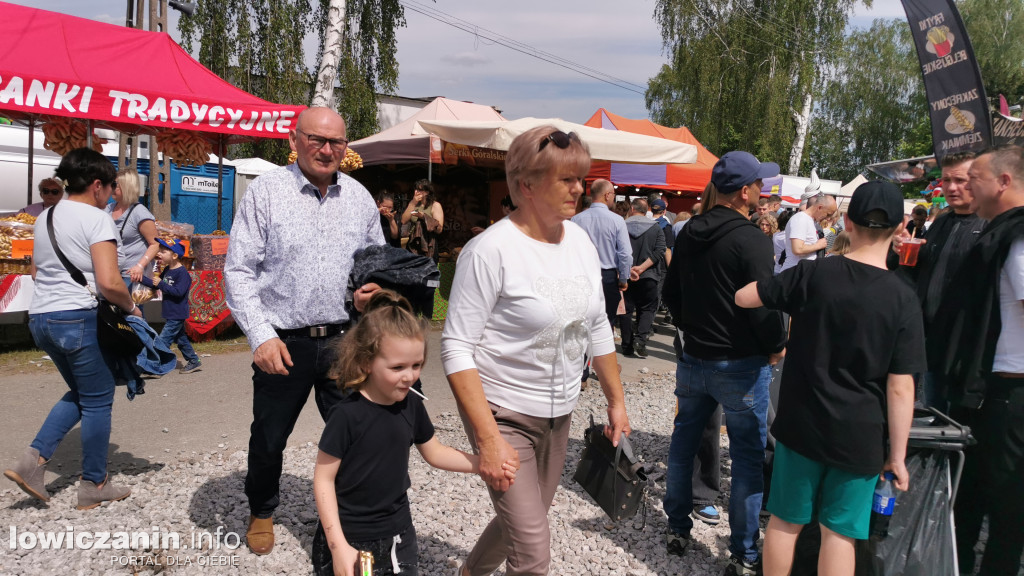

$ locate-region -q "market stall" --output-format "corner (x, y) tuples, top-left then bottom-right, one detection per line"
(583, 108), (718, 213)
(0, 2), (305, 340)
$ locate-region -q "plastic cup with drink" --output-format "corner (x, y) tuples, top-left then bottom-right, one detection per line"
(900, 238), (925, 267)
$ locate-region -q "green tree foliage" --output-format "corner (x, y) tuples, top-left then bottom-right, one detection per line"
(646, 0), (863, 169)
(960, 0), (1024, 105)
(803, 19), (929, 183)
(179, 0), (404, 163)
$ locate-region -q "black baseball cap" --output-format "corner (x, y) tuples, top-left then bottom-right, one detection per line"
(848, 181), (904, 229)
(711, 151), (780, 194)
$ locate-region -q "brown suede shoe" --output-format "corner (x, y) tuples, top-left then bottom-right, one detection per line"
(246, 515), (274, 555)
(3, 447), (50, 502)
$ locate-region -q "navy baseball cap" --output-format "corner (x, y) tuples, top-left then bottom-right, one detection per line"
(651, 198), (667, 211)
(156, 237), (186, 258)
(711, 151), (780, 194)
(848, 181), (904, 229)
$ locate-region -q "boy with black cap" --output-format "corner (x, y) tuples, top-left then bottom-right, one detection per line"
(735, 181), (923, 576)
(662, 151), (787, 575)
(140, 238), (201, 374)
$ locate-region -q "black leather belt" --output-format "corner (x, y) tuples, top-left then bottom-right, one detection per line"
(275, 324), (348, 339)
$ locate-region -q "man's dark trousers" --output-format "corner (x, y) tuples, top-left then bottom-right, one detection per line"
(246, 332), (346, 517)
(692, 406), (722, 507)
(620, 277), (659, 349)
(601, 268), (621, 329)
(953, 375), (1024, 575)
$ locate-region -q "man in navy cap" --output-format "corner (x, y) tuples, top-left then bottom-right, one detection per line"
(662, 151), (787, 575)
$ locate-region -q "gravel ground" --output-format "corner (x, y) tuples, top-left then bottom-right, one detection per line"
(0, 370), (747, 575)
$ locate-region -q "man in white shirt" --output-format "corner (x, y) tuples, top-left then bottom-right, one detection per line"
(938, 145), (1024, 575)
(780, 194), (836, 271)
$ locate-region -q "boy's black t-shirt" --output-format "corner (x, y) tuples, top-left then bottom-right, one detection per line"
(318, 391), (435, 541)
(757, 257), (926, 475)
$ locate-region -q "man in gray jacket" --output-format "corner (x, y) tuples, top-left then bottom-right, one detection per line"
(620, 198), (665, 358)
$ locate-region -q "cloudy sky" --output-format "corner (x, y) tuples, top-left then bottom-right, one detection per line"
(14, 1), (905, 123)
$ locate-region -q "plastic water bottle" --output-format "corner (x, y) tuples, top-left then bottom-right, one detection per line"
(870, 472), (896, 540)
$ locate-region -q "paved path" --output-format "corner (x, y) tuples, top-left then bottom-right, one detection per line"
(0, 322), (678, 480)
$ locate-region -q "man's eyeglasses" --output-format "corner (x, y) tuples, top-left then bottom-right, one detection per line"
(538, 130), (580, 152)
(40, 188), (61, 195)
(297, 129), (348, 152)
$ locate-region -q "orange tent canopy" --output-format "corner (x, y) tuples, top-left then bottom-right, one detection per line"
(584, 109), (717, 195)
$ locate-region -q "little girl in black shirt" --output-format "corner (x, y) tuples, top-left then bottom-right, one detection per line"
(311, 290), (516, 576)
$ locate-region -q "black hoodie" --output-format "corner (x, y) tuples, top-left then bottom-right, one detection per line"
(663, 205), (786, 360)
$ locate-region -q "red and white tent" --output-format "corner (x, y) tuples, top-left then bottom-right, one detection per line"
(0, 1), (304, 141)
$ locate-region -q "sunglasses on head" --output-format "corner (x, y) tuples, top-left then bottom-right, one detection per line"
(538, 130), (580, 152)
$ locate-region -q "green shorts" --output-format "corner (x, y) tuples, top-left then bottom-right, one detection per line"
(766, 442), (878, 540)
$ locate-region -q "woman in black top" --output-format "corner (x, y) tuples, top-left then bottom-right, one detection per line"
(377, 191), (402, 248)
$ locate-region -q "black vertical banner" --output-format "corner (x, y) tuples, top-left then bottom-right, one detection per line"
(901, 0), (992, 161)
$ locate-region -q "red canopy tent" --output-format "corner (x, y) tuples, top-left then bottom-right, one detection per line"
(584, 109), (717, 203)
(0, 1), (305, 140)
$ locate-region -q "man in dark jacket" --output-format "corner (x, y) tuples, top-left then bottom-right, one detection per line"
(932, 145), (1024, 576)
(894, 152), (986, 409)
(619, 198), (665, 358)
(661, 151), (787, 576)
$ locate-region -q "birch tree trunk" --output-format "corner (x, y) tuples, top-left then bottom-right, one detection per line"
(311, 0), (346, 108)
(789, 91), (813, 175)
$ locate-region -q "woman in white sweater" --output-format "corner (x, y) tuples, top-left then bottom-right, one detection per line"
(442, 126), (631, 576)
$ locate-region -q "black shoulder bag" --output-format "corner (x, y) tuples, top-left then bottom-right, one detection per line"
(46, 207), (144, 358)
(573, 414), (651, 526)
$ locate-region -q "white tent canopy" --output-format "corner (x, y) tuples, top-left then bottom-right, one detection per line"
(413, 117), (697, 165)
(836, 174), (870, 211)
(839, 174), (869, 197)
(229, 157), (280, 176)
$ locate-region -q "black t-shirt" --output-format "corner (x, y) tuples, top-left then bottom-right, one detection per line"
(757, 257), (926, 475)
(318, 392), (435, 541)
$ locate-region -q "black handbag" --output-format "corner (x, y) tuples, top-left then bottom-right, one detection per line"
(573, 414), (651, 525)
(46, 207), (144, 358)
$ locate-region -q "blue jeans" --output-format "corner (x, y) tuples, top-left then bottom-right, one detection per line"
(159, 319), (198, 364)
(664, 352), (771, 563)
(28, 309), (117, 484)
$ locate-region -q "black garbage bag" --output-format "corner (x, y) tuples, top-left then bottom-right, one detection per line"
(860, 449), (956, 576)
(790, 449), (956, 576)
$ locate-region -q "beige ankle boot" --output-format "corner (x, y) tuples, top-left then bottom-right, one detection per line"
(3, 447), (49, 502)
(77, 476), (130, 510)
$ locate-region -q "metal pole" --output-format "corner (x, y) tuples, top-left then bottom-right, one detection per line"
(86, 119), (93, 149)
(428, 157), (432, 183)
(125, 0), (133, 27)
(26, 118), (35, 206)
(216, 135), (224, 231)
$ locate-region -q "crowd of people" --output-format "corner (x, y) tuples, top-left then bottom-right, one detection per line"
(3, 105), (1023, 576)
